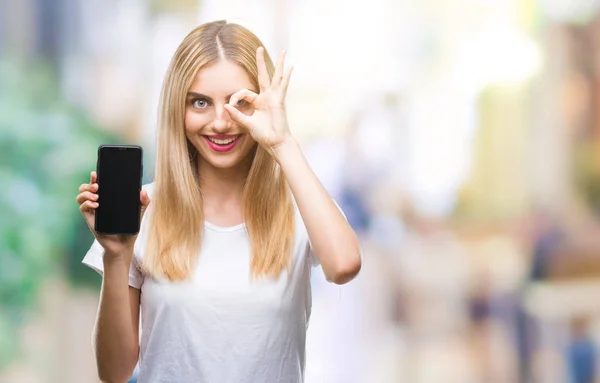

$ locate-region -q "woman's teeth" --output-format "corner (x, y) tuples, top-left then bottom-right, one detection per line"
(207, 136), (238, 145)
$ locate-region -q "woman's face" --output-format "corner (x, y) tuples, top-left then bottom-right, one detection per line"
(185, 60), (258, 170)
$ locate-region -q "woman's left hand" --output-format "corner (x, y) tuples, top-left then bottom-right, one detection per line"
(224, 47), (294, 154)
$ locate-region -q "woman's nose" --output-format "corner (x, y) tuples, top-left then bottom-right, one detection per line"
(213, 105), (231, 130)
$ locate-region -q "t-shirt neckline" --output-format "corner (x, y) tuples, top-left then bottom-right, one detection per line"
(204, 221), (246, 232)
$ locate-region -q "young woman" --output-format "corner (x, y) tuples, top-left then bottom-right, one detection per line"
(76, 20), (362, 383)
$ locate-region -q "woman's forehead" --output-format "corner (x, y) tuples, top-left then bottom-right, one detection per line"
(190, 60), (255, 94)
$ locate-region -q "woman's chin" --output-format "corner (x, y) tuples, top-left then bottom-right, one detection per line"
(196, 151), (253, 171)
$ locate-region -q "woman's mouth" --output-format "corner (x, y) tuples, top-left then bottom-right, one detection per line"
(203, 134), (241, 153)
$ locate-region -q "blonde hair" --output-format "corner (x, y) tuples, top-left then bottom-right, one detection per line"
(143, 20), (295, 281)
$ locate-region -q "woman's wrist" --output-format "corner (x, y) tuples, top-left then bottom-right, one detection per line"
(103, 249), (134, 269)
(271, 135), (300, 165)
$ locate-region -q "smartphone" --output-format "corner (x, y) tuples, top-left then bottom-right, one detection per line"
(94, 144), (143, 235)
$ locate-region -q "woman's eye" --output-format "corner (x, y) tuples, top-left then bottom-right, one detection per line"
(192, 99), (208, 109)
(236, 100), (247, 107)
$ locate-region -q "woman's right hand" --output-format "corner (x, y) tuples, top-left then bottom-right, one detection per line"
(76, 171), (151, 259)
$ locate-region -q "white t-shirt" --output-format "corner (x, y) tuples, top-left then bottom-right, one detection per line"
(82, 183), (333, 383)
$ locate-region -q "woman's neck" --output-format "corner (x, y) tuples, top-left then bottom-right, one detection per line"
(197, 157), (252, 227)
(197, 159), (250, 205)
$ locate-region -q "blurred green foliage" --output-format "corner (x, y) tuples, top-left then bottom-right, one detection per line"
(0, 58), (117, 368)
(574, 140), (600, 214)
(150, 0), (199, 15)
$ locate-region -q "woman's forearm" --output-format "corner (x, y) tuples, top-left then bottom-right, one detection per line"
(274, 137), (362, 284)
(93, 254), (140, 383)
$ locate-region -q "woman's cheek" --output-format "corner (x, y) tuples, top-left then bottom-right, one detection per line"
(185, 110), (209, 134)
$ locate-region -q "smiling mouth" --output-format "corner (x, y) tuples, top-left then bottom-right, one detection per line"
(204, 135), (240, 145)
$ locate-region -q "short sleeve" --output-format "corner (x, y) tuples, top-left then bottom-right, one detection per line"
(82, 239), (144, 289)
(307, 199), (347, 267)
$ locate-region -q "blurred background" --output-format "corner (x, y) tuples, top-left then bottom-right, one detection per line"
(3, 0), (600, 382)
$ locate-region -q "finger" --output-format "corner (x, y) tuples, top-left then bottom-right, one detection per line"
(140, 190), (152, 218)
(224, 104), (252, 130)
(229, 89), (259, 108)
(90, 171), (97, 184)
(256, 47), (270, 92)
(79, 183), (98, 193)
(79, 200), (99, 213)
(271, 50), (286, 88)
(280, 64), (294, 97)
(141, 190), (151, 207)
(76, 191), (98, 205)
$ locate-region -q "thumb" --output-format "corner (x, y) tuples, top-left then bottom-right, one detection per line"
(140, 190), (151, 218)
(224, 104), (253, 130)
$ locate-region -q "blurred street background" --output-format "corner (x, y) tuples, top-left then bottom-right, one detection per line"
(3, 0), (600, 382)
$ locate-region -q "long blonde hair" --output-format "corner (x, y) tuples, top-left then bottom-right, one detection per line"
(143, 20), (295, 281)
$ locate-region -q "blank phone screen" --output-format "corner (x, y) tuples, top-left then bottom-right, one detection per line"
(95, 145), (142, 235)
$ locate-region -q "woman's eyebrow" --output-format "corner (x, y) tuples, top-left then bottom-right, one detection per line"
(186, 92), (238, 102)
(187, 92), (212, 101)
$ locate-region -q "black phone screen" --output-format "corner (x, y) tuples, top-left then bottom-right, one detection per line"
(95, 145), (143, 235)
